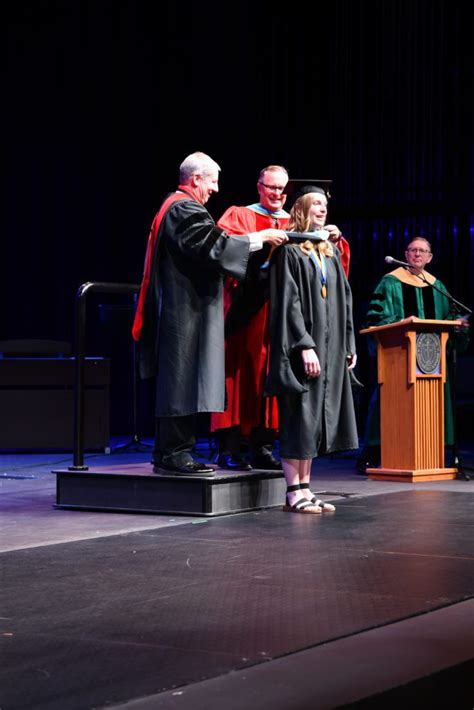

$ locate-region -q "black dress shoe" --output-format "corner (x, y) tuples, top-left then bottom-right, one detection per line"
(215, 454), (252, 471)
(250, 453), (283, 470)
(154, 460), (215, 477)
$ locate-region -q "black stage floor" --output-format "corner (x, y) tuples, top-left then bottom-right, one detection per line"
(1, 455), (474, 710)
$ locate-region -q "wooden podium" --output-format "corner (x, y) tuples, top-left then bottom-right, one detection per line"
(360, 317), (461, 482)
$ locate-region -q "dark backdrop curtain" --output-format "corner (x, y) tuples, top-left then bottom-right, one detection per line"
(5, 0), (473, 430)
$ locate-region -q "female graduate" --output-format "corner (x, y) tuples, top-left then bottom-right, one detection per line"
(265, 186), (359, 513)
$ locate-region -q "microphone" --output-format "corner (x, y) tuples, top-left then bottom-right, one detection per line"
(385, 255), (412, 269)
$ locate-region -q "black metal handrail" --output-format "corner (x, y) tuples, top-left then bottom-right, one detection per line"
(69, 281), (140, 470)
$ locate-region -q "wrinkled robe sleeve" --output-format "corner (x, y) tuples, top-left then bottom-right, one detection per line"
(218, 204), (272, 273)
(166, 200), (250, 280)
(217, 206), (256, 317)
(265, 247), (316, 395)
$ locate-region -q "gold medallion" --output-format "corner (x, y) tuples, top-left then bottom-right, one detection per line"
(321, 284), (327, 299)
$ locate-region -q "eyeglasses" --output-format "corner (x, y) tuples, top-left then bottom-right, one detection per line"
(406, 248), (431, 254)
(258, 182), (286, 193)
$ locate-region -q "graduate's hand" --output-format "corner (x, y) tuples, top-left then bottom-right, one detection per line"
(347, 353), (357, 370)
(260, 229), (288, 247)
(324, 224), (342, 242)
(302, 349), (321, 378)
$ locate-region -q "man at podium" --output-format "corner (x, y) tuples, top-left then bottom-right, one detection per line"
(359, 236), (469, 471)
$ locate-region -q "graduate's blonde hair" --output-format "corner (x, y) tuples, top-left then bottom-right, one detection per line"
(288, 194), (333, 257)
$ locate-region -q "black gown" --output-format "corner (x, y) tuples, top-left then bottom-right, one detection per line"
(137, 194), (251, 417)
(265, 244), (358, 459)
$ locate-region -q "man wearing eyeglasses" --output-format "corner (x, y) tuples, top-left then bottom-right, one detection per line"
(133, 153), (287, 476)
(358, 236), (470, 472)
(210, 165), (291, 471)
(366, 237), (464, 327)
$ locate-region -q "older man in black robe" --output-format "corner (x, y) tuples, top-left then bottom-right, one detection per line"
(133, 152), (287, 475)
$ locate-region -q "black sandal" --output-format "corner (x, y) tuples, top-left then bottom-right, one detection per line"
(283, 484), (322, 514)
(300, 483), (336, 512)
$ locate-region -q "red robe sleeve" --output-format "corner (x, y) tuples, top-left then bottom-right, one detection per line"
(217, 207), (259, 315)
(337, 236), (351, 277)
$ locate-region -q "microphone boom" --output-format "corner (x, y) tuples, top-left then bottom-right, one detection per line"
(385, 255), (411, 268)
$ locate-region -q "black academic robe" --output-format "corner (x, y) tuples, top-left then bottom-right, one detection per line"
(265, 244), (358, 459)
(137, 195), (251, 417)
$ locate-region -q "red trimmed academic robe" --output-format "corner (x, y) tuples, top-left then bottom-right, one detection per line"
(210, 206), (289, 436)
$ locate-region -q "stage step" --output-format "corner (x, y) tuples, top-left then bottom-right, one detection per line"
(53, 464), (286, 517)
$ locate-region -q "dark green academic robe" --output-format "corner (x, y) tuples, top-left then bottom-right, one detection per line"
(365, 268), (469, 446)
(265, 244), (358, 459)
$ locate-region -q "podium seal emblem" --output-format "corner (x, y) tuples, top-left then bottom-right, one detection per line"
(416, 332), (441, 374)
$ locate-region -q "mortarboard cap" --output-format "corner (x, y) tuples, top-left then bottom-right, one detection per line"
(285, 179), (333, 206)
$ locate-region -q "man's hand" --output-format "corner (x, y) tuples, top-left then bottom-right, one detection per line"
(260, 229), (289, 246)
(302, 348), (321, 378)
(325, 224), (342, 242)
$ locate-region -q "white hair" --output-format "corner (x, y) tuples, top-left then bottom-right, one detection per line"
(179, 152), (221, 183)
